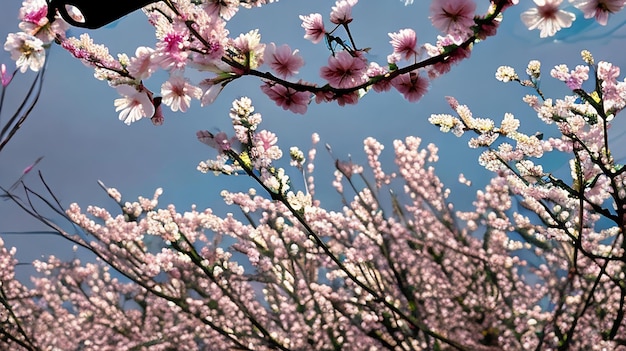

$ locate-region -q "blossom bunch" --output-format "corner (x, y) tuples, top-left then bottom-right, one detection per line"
(4, 92), (626, 348)
(4, 0), (512, 124)
(431, 51), (626, 348)
(0, 105), (533, 349)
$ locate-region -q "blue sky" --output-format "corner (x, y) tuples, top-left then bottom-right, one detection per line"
(2, 0), (626, 266)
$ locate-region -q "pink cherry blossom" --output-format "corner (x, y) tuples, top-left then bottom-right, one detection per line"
(230, 29), (266, 71)
(161, 75), (202, 112)
(19, 0), (48, 28)
(571, 0), (626, 25)
(520, 0), (576, 38)
(1, 63), (14, 87)
(423, 35), (472, 79)
(429, 0), (477, 37)
(299, 13), (326, 44)
(187, 12), (227, 63)
(127, 46), (156, 80)
(153, 22), (190, 70)
(260, 82), (310, 114)
(391, 71), (429, 102)
(264, 43), (304, 78)
(320, 51), (367, 89)
(597, 61), (621, 82)
(59, 33), (123, 79)
(550, 64), (589, 90)
(18, 0), (68, 44)
(203, 0), (239, 20)
(253, 129), (283, 167)
(594, 61), (623, 109)
(114, 85), (155, 125)
(7, 71), (626, 349)
(330, 0), (358, 25)
(388, 28), (418, 61)
(367, 62), (392, 92)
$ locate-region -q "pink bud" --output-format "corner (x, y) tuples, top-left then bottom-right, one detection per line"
(1, 64), (14, 87)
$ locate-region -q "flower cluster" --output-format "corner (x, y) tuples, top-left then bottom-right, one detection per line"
(4, 0), (512, 124)
(431, 52), (626, 348)
(4, 0), (71, 73)
(197, 97), (292, 197)
(4, 92), (626, 348)
(0, 101), (543, 349)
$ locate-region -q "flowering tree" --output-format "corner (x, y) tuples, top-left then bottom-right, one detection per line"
(2, 0), (626, 350)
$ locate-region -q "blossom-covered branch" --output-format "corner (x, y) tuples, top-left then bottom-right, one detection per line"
(6, 0), (517, 124)
(430, 51), (626, 348)
(2, 93), (625, 348)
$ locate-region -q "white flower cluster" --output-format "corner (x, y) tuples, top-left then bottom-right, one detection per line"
(495, 66), (519, 83)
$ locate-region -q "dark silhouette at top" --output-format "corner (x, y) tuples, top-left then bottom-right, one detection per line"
(46, 0), (162, 29)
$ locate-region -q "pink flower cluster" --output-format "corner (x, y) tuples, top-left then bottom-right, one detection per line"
(431, 52), (626, 348)
(3, 0), (515, 124)
(4, 87), (626, 348)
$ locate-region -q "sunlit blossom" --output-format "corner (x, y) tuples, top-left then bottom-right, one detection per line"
(521, 0), (576, 38)
(60, 33), (122, 76)
(4, 32), (46, 73)
(114, 85), (155, 125)
(153, 22), (190, 70)
(230, 29), (266, 70)
(330, 0), (358, 24)
(299, 13), (326, 44)
(388, 28), (418, 61)
(285, 190), (312, 211)
(429, 0), (477, 37)
(18, 0), (69, 44)
(161, 75), (202, 113)
(549, 64), (589, 90)
(570, 0), (625, 25)
(127, 46), (156, 80)
(495, 66), (519, 82)
(526, 60), (541, 78)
